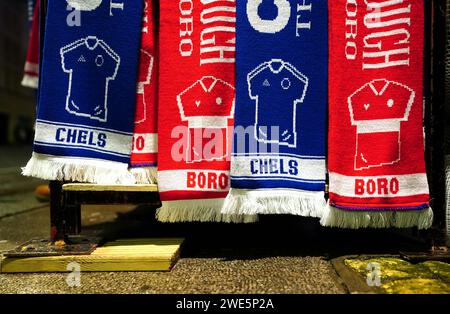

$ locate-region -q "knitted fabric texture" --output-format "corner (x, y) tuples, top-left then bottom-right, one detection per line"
(130, 0), (158, 184)
(222, 0), (328, 217)
(322, 0), (432, 229)
(156, 0), (256, 223)
(23, 0), (144, 184)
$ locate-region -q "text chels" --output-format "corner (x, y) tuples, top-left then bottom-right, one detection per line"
(241, 1), (317, 182)
(53, 1), (130, 157)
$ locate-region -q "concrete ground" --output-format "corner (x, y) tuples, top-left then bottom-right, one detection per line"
(0, 145), (447, 294)
(0, 194), (439, 294)
(0, 145), (32, 169)
(0, 202), (348, 294)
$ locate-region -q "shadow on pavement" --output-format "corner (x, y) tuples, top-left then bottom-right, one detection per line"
(79, 204), (430, 261)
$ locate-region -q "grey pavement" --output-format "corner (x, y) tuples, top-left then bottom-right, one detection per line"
(0, 192), (47, 219)
(0, 256), (344, 294)
(0, 203), (346, 294)
(0, 192), (431, 294)
(0, 145), (433, 294)
(0, 145), (33, 169)
(0, 145), (45, 197)
(0, 169), (44, 197)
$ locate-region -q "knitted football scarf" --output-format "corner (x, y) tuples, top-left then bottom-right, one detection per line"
(22, 0), (40, 89)
(156, 0), (256, 223)
(222, 0), (328, 216)
(129, 0), (158, 184)
(322, 0), (433, 229)
(23, 0), (143, 184)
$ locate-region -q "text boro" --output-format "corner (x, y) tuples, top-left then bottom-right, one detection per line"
(355, 177), (399, 196)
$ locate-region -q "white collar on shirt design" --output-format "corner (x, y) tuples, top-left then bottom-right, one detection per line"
(267, 59), (286, 74)
(368, 79), (390, 96)
(199, 76), (219, 93)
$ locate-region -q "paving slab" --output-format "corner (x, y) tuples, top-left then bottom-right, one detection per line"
(0, 256), (344, 294)
(0, 192), (48, 219)
(0, 145), (34, 168)
(334, 256), (450, 294)
(0, 193), (444, 294)
(0, 168), (45, 196)
(0, 202), (348, 294)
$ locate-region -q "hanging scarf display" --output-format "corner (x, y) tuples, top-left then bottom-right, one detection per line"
(156, 0), (256, 222)
(322, 0), (433, 228)
(23, 0), (144, 184)
(129, 0), (158, 184)
(222, 0), (328, 216)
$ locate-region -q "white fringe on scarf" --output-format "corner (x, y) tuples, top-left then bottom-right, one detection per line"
(221, 188), (326, 218)
(156, 199), (258, 223)
(22, 152), (136, 184)
(129, 166), (157, 184)
(320, 201), (433, 229)
(21, 74), (38, 89)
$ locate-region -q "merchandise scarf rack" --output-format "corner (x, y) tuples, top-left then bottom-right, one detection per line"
(2, 0), (449, 264)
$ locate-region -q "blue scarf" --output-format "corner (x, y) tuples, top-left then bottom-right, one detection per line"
(23, 0), (143, 184)
(222, 0), (328, 216)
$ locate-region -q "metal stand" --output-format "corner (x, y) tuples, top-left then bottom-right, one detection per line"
(5, 182), (161, 257)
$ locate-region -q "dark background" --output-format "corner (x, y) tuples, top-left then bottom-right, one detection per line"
(0, 0), (35, 147)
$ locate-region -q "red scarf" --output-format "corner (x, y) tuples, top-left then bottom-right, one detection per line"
(156, 0), (256, 223)
(130, 0), (158, 183)
(22, 0), (40, 89)
(323, 0), (433, 229)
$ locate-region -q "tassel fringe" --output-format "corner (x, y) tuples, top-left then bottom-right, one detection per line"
(156, 199), (258, 223)
(129, 166), (157, 184)
(221, 188), (326, 218)
(21, 75), (38, 89)
(320, 201), (433, 229)
(22, 153), (136, 184)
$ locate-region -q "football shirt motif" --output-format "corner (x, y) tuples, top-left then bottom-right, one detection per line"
(135, 49), (154, 125)
(177, 76), (234, 163)
(61, 36), (120, 122)
(348, 79), (415, 170)
(248, 59), (308, 148)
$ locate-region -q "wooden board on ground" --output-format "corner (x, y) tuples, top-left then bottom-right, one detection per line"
(62, 183), (158, 192)
(0, 238), (183, 273)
